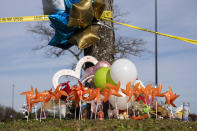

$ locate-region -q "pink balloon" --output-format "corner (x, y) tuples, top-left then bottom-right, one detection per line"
(84, 61), (111, 77)
(93, 61), (111, 73)
(84, 66), (94, 77)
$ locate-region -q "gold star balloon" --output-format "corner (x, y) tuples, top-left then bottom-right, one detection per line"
(93, 0), (105, 20)
(67, 0), (94, 28)
(69, 25), (100, 49)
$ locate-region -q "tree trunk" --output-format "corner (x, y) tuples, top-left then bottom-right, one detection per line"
(84, 0), (115, 64)
(84, 0), (114, 119)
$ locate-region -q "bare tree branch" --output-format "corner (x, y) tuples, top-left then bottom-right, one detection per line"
(114, 36), (147, 59)
(27, 21), (83, 61)
(114, 4), (129, 21)
(68, 48), (83, 61)
(27, 5), (148, 63)
(27, 21), (54, 41)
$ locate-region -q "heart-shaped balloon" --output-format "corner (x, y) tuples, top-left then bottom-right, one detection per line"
(52, 56), (98, 89)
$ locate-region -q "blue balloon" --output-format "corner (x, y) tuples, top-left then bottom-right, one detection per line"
(48, 28), (74, 49)
(48, 11), (79, 49)
(64, 0), (80, 9)
(49, 11), (70, 30)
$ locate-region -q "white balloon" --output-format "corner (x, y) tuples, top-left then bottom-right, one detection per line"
(109, 87), (132, 110)
(110, 58), (137, 87)
(109, 58), (137, 110)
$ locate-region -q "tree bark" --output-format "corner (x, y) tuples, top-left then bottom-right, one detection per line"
(84, 0), (114, 119)
(84, 0), (115, 64)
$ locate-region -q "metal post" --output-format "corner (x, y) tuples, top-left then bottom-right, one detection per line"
(11, 84), (15, 120)
(53, 100), (56, 118)
(95, 103), (98, 120)
(155, 0), (158, 120)
(40, 107), (42, 122)
(12, 84), (14, 110)
(127, 103), (128, 119)
(59, 99), (61, 120)
(155, 0), (158, 86)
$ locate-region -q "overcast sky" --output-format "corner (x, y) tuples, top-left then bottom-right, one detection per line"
(0, 0), (197, 113)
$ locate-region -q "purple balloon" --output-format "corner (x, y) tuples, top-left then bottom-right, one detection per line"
(93, 61), (111, 73)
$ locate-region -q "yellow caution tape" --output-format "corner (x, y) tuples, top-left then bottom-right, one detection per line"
(101, 17), (197, 45)
(1, 11), (197, 46)
(0, 15), (49, 23)
(0, 11), (112, 23)
(101, 11), (113, 19)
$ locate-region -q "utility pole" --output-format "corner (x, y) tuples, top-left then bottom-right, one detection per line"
(10, 84), (15, 119)
(154, 0), (159, 120)
(155, 0), (158, 86)
(12, 84), (14, 110)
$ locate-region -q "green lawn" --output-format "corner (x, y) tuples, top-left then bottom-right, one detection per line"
(0, 119), (197, 131)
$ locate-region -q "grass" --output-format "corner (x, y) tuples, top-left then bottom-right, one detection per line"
(0, 119), (197, 131)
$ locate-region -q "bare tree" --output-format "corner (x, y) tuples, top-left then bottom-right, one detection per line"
(28, 21), (83, 61)
(27, 1), (146, 63)
(115, 37), (146, 59)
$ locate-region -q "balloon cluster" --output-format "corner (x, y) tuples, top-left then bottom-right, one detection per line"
(83, 58), (179, 110)
(82, 59), (138, 110)
(42, 0), (105, 50)
(20, 58), (180, 118)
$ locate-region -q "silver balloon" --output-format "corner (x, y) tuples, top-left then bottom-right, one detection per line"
(42, 0), (65, 15)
